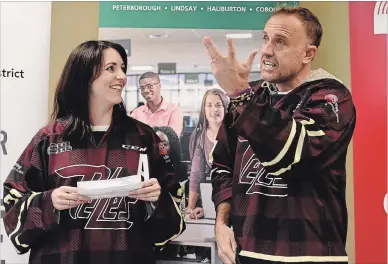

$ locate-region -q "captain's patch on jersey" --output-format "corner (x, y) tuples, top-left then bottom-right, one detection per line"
(159, 142), (168, 155)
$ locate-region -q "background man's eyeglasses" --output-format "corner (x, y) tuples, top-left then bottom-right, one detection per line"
(139, 82), (159, 91)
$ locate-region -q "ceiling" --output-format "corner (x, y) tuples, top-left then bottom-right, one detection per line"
(98, 27), (263, 44)
(98, 28), (263, 74)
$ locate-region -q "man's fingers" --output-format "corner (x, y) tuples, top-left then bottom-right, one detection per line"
(246, 49), (259, 69)
(208, 57), (217, 73)
(231, 238), (238, 254)
(224, 245), (236, 263)
(216, 235), (237, 264)
(218, 245), (235, 264)
(227, 38), (236, 60)
(204, 36), (223, 59)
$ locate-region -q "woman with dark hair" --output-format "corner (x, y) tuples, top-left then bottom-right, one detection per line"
(153, 126), (189, 261)
(2, 40), (184, 264)
(153, 126), (187, 182)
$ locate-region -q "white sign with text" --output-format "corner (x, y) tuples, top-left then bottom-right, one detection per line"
(0, 2), (52, 263)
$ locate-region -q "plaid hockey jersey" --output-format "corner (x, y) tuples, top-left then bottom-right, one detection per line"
(2, 115), (185, 264)
(211, 69), (356, 263)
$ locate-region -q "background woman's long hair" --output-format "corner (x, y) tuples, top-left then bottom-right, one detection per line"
(51, 40), (128, 143)
(188, 88), (229, 160)
(153, 126), (187, 181)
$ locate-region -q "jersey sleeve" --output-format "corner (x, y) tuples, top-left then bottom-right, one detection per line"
(232, 81), (356, 175)
(2, 132), (59, 254)
(210, 107), (238, 210)
(144, 131), (185, 249)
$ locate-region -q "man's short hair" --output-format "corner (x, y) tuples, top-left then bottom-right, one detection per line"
(139, 72), (160, 83)
(272, 6), (323, 47)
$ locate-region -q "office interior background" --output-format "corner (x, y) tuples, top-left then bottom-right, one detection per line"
(98, 27), (263, 117)
(99, 27), (263, 159)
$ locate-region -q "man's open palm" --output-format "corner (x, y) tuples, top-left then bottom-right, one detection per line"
(203, 36), (258, 95)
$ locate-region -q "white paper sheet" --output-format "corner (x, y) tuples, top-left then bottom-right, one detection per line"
(77, 174), (143, 200)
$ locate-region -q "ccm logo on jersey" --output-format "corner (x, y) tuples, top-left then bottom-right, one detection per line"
(122, 144), (147, 152)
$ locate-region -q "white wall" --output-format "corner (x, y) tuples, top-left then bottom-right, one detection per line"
(0, 2), (52, 263)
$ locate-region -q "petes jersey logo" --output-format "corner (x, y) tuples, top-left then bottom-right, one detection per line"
(55, 154), (150, 230)
(237, 137), (287, 197)
(374, 1), (388, 34)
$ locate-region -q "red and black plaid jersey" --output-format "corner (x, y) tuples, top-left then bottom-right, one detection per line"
(211, 69), (356, 264)
(2, 115), (185, 264)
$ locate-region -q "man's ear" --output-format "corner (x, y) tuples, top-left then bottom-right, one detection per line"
(303, 45), (317, 63)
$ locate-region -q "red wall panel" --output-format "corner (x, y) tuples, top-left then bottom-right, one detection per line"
(349, 2), (387, 263)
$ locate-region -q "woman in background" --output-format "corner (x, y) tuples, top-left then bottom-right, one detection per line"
(153, 126), (188, 261)
(153, 126), (188, 183)
(187, 88), (229, 219)
(185, 88), (229, 263)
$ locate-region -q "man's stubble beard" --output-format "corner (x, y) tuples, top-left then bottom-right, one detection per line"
(262, 64), (302, 85)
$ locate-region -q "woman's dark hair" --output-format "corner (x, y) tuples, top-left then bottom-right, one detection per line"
(153, 126), (187, 181)
(51, 40), (128, 143)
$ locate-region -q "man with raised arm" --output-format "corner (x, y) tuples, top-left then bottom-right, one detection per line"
(205, 7), (356, 264)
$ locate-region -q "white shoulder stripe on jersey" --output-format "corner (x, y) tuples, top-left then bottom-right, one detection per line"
(239, 250), (348, 263)
(261, 118), (325, 176)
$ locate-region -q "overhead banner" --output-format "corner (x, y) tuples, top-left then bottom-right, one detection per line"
(99, 1), (298, 29)
(99, 0), (299, 114)
(349, 1), (387, 264)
